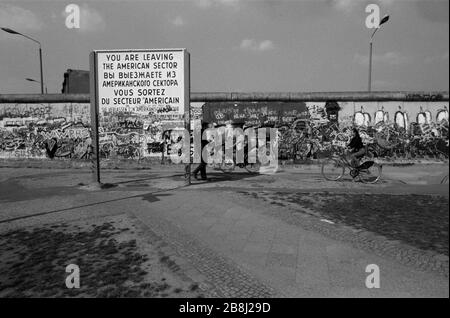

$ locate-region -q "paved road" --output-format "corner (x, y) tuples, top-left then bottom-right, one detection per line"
(0, 165), (448, 297)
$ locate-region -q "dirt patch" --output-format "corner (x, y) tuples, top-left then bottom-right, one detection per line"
(0, 215), (211, 297)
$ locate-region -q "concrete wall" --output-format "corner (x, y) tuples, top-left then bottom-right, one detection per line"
(203, 101), (449, 127)
(0, 103), (91, 159)
(0, 102), (203, 160)
(0, 100), (448, 161)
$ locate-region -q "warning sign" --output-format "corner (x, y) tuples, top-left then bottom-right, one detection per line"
(89, 49), (190, 183)
(93, 49), (188, 118)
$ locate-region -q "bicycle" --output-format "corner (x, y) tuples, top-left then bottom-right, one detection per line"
(214, 143), (265, 174)
(321, 145), (382, 183)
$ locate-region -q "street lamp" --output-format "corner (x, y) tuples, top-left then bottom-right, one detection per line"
(1, 27), (45, 94)
(368, 14), (390, 92)
(26, 78), (47, 94)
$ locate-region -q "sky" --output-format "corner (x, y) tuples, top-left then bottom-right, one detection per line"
(0, 0), (448, 94)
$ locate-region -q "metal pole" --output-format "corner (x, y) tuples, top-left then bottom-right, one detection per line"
(89, 52), (101, 184)
(1, 28), (45, 94)
(184, 51), (191, 186)
(368, 41), (373, 92)
(39, 46), (44, 94)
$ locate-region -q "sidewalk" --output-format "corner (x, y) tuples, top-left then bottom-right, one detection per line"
(129, 187), (448, 297)
(0, 168), (448, 297)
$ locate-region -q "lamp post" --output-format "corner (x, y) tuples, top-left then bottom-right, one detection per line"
(1, 27), (45, 94)
(368, 14), (390, 92)
(26, 78), (47, 94)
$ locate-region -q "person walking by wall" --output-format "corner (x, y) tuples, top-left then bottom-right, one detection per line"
(192, 122), (211, 180)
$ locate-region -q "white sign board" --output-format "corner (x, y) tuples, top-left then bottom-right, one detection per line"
(94, 49), (188, 120)
(89, 49), (190, 182)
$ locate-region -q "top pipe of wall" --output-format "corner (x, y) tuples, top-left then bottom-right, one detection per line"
(0, 91), (448, 104)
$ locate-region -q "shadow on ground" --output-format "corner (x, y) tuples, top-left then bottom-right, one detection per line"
(0, 215), (208, 298)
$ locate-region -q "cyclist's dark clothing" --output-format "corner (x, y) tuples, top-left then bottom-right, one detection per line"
(348, 134), (366, 166)
(348, 135), (364, 152)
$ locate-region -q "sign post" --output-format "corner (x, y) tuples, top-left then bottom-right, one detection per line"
(89, 52), (101, 184)
(89, 48), (190, 185)
(184, 51), (191, 186)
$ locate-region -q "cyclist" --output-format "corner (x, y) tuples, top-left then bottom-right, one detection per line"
(348, 127), (365, 167)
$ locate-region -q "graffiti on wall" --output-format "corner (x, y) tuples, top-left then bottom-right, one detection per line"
(203, 102), (309, 127)
(203, 102), (449, 161)
(98, 103), (204, 160)
(281, 106), (449, 161)
(0, 102), (204, 160)
(0, 103), (92, 159)
(98, 110), (163, 159)
(0, 101), (448, 161)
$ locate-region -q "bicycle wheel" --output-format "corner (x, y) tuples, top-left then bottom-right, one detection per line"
(358, 162), (382, 184)
(321, 158), (345, 181)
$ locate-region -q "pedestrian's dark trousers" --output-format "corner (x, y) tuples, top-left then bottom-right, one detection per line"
(193, 162), (207, 179)
(193, 137), (208, 179)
